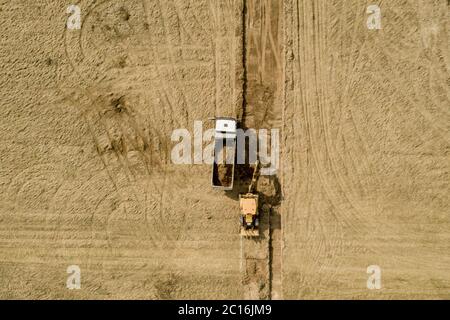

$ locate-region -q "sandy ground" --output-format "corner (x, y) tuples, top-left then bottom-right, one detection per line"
(283, 0), (450, 299)
(0, 0), (244, 299)
(0, 0), (449, 299)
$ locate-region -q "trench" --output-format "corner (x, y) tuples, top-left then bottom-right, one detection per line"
(237, 0), (283, 300)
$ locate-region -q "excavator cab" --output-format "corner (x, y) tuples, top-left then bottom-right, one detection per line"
(239, 161), (260, 237)
(239, 193), (259, 237)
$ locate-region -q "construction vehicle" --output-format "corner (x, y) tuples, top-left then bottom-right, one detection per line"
(211, 117), (237, 191)
(239, 161), (260, 237)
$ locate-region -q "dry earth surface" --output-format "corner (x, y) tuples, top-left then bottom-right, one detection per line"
(0, 0), (449, 299)
(283, 0), (450, 299)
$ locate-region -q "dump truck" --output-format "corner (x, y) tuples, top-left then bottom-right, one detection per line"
(239, 161), (260, 237)
(211, 117), (237, 191)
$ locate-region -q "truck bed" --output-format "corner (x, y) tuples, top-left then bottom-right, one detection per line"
(211, 138), (236, 190)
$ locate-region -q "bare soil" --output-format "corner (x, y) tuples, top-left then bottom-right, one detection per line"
(0, 0), (449, 299)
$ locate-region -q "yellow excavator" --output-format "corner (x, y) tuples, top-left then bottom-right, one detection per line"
(239, 161), (260, 237)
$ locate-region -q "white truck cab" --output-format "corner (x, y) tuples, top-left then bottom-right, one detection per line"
(214, 117), (237, 139)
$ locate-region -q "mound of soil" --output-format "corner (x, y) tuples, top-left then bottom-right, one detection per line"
(216, 164), (233, 187)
